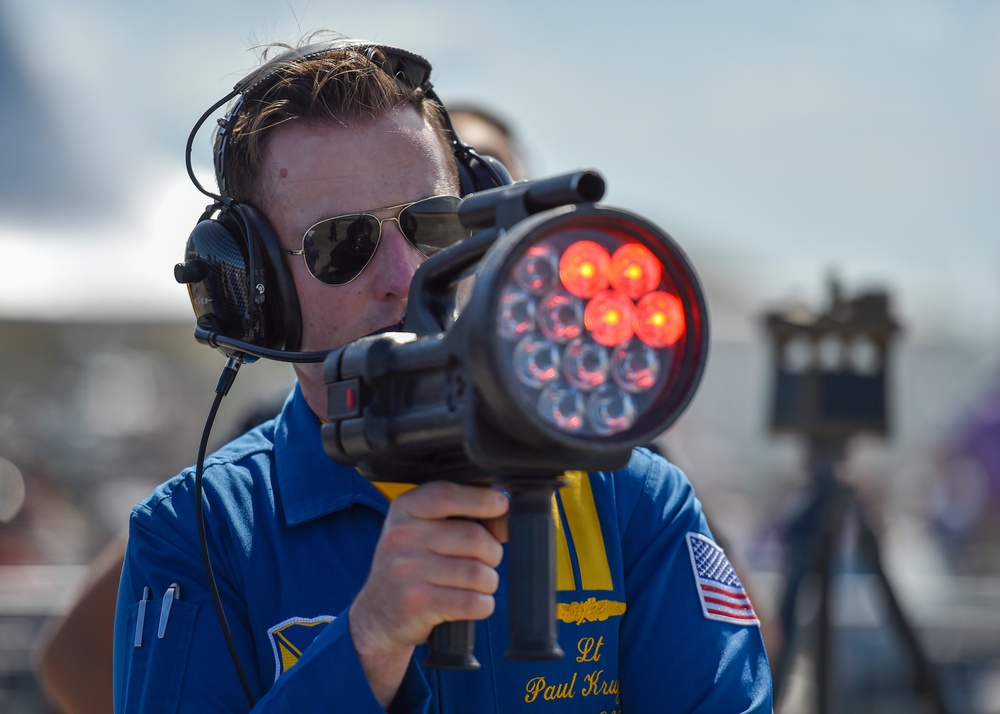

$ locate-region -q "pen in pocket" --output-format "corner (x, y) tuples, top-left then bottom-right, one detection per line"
(134, 587), (150, 648)
(157, 583), (181, 639)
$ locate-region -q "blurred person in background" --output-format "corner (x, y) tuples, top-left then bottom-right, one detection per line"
(929, 377), (1000, 571)
(447, 104), (529, 182)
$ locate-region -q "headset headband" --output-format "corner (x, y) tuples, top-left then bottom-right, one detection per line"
(185, 39), (441, 201)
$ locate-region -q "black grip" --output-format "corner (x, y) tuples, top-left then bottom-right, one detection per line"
(424, 620), (480, 670)
(504, 483), (565, 661)
(423, 515), (482, 671)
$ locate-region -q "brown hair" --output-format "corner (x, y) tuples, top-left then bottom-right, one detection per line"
(218, 41), (455, 206)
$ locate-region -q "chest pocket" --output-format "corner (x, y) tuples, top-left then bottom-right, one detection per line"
(118, 595), (198, 714)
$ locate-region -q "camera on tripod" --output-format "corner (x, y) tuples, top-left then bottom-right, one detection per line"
(320, 169), (710, 670)
(763, 281), (952, 713)
(765, 277), (900, 445)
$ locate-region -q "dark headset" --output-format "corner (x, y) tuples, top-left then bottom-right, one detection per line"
(175, 39), (513, 362)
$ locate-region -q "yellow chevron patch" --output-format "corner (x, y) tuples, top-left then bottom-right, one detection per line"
(278, 640), (299, 673)
(267, 616), (336, 680)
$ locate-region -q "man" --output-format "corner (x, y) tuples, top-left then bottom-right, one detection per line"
(37, 61), (525, 714)
(113, 36), (772, 712)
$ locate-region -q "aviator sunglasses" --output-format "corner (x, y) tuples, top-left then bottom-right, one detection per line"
(283, 195), (469, 286)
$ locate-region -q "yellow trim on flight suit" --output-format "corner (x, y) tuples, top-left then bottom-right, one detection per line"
(557, 471), (614, 591)
(552, 490), (577, 591)
(371, 482), (417, 501)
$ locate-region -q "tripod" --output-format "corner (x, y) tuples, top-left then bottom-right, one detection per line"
(771, 440), (953, 714)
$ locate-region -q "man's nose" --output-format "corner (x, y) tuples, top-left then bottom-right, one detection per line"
(371, 222), (423, 299)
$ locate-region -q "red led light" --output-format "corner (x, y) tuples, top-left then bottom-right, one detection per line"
(634, 291), (686, 347)
(559, 241), (611, 298)
(610, 243), (662, 299)
(585, 290), (636, 346)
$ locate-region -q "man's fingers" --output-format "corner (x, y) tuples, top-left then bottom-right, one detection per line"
(382, 517), (504, 568)
(397, 481), (509, 521)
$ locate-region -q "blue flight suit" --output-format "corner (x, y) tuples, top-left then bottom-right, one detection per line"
(113, 383), (772, 712)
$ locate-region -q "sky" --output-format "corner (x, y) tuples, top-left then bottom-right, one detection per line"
(1, 0), (998, 357)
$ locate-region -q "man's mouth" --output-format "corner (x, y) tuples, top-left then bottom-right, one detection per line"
(366, 320), (405, 337)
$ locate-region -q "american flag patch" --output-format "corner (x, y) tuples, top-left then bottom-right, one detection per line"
(686, 532), (760, 626)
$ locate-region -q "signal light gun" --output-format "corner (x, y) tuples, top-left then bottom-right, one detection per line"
(321, 169), (709, 669)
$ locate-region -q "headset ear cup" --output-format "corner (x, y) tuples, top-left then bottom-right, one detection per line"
(177, 203), (302, 353)
(236, 203), (303, 352)
(179, 213), (260, 348)
(456, 152), (513, 196)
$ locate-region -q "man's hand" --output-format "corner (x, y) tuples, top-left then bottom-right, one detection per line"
(348, 481), (510, 706)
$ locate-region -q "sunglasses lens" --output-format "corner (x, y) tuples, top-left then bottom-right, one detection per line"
(399, 196), (468, 255)
(299, 196), (467, 286)
(302, 215), (380, 285)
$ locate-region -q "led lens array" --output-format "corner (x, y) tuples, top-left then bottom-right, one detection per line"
(496, 234), (687, 437)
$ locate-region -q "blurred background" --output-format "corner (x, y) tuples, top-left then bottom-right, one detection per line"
(1, 1), (998, 712)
